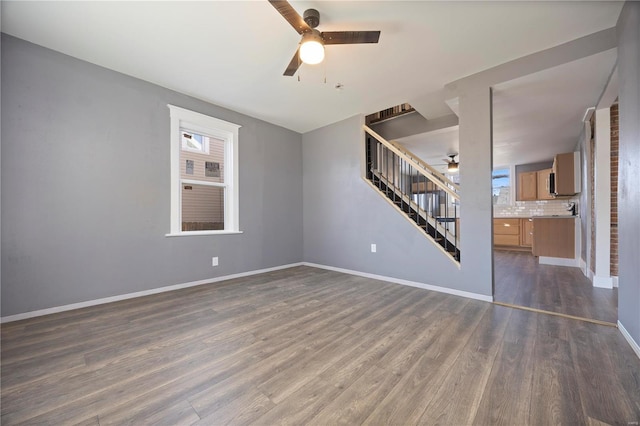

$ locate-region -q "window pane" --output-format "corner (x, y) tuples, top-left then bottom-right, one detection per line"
(181, 131), (204, 152)
(180, 131), (225, 183)
(492, 168), (510, 205)
(181, 184), (224, 231)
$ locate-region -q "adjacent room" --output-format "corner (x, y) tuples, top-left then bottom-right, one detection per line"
(2, 1), (639, 424)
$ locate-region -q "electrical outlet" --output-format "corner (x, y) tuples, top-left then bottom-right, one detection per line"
(212, 257), (219, 267)
(371, 244), (377, 253)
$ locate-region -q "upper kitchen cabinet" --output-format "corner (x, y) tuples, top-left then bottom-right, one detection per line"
(551, 152), (581, 196)
(517, 171), (538, 201)
(516, 153), (580, 201)
(517, 168), (553, 201)
(536, 168), (554, 200)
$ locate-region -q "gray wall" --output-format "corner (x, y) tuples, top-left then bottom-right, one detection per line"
(302, 115), (479, 295)
(1, 35), (303, 317)
(457, 87), (494, 298)
(616, 2), (640, 345)
(514, 161), (553, 174)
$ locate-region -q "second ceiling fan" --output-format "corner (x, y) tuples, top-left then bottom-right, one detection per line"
(443, 154), (459, 173)
(268, 0), (381, 76)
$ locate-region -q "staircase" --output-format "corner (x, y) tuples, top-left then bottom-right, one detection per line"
(364, 125), (461, 262)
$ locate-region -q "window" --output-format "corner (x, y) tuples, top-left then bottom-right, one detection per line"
(167, 105), (241, 235)
(492, 168), (511, 205)
(181, 131), (209, 154)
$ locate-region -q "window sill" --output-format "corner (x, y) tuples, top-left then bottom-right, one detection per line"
(165, 231), (243, 237)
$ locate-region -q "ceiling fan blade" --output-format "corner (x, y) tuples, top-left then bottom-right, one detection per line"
(268, 0), (311, 34)
(283, 49), (301, 76)
(321, 31), (381, 45)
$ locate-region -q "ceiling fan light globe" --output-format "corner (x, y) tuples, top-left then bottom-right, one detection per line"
(448, 162), (459, 173)
(300, 32), (325, 65)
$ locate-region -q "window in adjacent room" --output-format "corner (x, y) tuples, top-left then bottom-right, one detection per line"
(492, 168), (511, 205)
(167, 105), (241, 235)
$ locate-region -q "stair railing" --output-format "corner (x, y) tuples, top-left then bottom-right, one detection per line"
(364, 124), (460, 261)
(386, 139), (460, 194)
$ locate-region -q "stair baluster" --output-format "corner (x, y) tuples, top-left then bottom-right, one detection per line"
(364, 125), (460, 262)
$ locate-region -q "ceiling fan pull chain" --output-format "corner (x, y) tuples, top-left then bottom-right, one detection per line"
(324, 58), (327, 84)
(323, 55), (326, 84)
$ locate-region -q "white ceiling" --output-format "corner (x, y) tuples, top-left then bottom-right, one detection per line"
(396, 126), (460, 173)
(1, 0), (622, 170)
(1, 0), (623, 136)
(397, 48), (617, 169)
(492, 48), (617, 166)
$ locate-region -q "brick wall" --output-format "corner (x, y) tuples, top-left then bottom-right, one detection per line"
(610, 102), (619, 277)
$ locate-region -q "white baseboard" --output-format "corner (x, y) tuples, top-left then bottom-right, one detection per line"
(612, 276), (619, 288)
(1, 262), (305, 323)
(618, 321), (640, 360)
(539, 256), (580, 267)
(303, 262), (493, 303)
(593, 275), (614, 289)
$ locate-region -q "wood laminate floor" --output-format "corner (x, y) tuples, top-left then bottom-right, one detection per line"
(2, 266), (639, 425)
(494, 250), (618, 324)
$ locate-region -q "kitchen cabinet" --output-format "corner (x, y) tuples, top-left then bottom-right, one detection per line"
(536, 168), (554, 200)
(532, 217), (575, 258)
(518, 169), (556, 201)
(552, 152), (581, 196)
(517, 172), (537, 201)
(494, 218), (521, 246)
(521, 218), (534, 247)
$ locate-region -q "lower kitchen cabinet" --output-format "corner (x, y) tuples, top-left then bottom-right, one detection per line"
(494, 217), (574, 256)
(493, 218), (521, 246)
(521, 218), (534, 247)
(532, 217), (575, 258)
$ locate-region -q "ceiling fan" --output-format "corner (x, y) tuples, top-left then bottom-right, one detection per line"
(443, 154), (459, 173)
(268, 0), (381, 76)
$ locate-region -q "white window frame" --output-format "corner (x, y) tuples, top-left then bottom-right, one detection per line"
(166, 105), (241, 236)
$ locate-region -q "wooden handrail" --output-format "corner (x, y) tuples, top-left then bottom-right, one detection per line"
(363, 125), (460, 200)
(387, 139), (461, 192)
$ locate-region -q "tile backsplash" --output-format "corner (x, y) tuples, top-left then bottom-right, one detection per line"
(494, 198), (578, 217)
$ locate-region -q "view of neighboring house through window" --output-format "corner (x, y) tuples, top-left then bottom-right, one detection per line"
(492, 168), (511, 205)
(167, 105), (241, 235)
(180, 131), (225, 231)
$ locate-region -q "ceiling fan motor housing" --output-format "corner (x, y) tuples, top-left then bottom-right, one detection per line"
(303, 9), (320, 28)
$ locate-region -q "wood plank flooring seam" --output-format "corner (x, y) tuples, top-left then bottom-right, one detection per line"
(493, 301), (618, 327)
